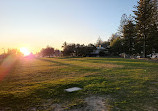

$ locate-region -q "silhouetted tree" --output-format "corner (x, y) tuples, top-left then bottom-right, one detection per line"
(40, 46), (54, 57)
(62, 42), (96, 57)
(7, 49), (22, 56)
(101, 41), (110, 48)
(86, 44), (97, 56)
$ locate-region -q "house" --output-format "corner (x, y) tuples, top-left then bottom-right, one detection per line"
(88, 45), (109, 57)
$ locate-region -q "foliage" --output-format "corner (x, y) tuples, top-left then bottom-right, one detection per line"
(123, 20), (136, 55)
(118, 13), (129, 36)
(109, 33), (120, 43)
(109, 0), (158, 57)
(99, 51), (106, 56)
(110, 37), (124, 55)
(40, 46), (54, 57)
(62, 42), (96, 57)
(133, 0), (158, 57)
(102, 41), (110, 48)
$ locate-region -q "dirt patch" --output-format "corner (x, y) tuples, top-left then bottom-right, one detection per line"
(143, 105), (158, 111)
(26, 96), (109, 111)
(27, 102), (64, 111)
(83, 96), (108, 111)
(66, 96), (110, 111)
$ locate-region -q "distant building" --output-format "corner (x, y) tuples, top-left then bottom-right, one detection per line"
(88, 45), (109, 57)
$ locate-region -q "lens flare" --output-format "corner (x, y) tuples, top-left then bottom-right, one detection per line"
(20, 47), (30, 56)
(0, 56), (17, 81)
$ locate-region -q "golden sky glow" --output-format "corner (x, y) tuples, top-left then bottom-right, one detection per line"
(0, 0), (138, 54)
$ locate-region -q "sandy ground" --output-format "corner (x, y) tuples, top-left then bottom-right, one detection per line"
(26, 96), (109, 111)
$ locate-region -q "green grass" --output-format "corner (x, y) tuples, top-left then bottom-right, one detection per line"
(0, 57), (158, 110)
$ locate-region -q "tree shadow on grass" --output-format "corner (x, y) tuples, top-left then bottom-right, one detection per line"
(37, 58), (104, 73)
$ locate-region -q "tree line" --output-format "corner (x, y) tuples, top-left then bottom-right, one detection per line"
(61, 0), (158, 58)
(110, 0), (158, 57)
(39, 46), (61, 57)
(61, 42), (96, 57)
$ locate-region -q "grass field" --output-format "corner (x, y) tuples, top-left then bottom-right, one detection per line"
(0, 57), (158, 110)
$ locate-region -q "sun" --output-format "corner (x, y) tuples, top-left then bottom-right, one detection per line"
(20, 47), (31, 56)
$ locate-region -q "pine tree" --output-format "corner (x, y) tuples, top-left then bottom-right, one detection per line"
(123, 20), (136, 55)
(118, 14), (129, 36)
(134, 0), (155, 57)
(149, 0), (158, 53)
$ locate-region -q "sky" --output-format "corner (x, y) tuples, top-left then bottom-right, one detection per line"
(0, 0), (138, 54)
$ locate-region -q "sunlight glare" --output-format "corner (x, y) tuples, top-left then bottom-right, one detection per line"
(20, 47), (30, 56)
